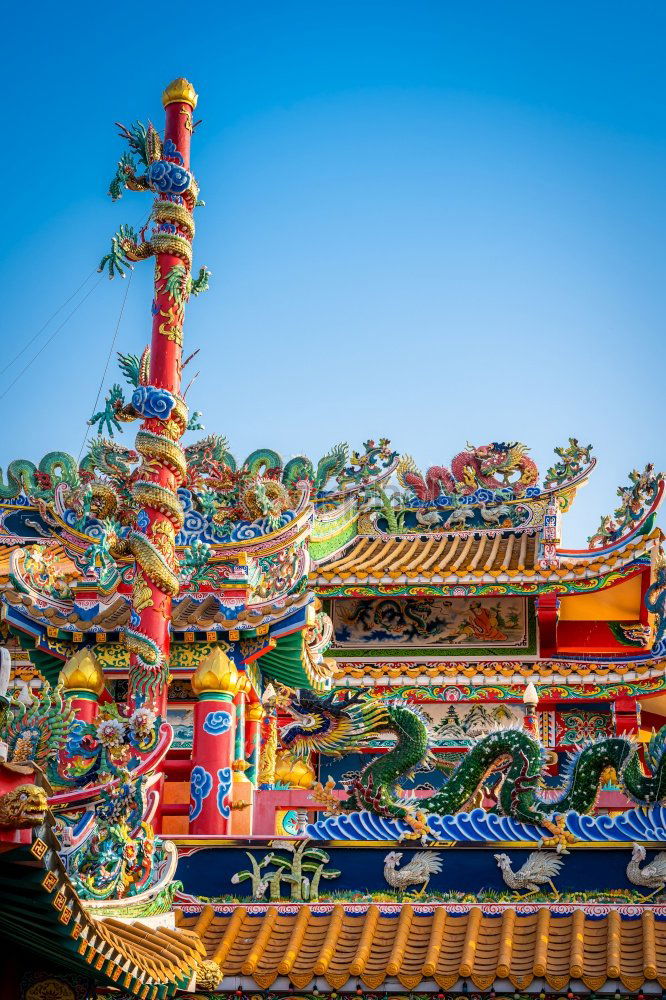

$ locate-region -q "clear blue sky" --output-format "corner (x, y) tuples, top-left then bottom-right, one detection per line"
(1, 3), (664, 544)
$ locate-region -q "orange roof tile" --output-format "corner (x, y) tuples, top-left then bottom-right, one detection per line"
(177, 904), (666, 993)
(315, 532), (539, 584)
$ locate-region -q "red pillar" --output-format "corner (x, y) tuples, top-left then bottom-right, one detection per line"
(125, 78), (199, 711)
(189, 648), (238, 834)
(536, 594), (559, 657)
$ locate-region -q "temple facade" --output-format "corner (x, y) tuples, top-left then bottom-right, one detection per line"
(1, 79), (665, 1000)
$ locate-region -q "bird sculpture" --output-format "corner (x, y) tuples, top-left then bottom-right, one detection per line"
(415, 509), (443, 530)
(383, 850), (443, 896)
(494, 851), (564, 898)
(626, 843), (666, 900)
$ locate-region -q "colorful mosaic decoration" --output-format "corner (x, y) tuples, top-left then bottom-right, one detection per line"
(1, 77), (666, 1000)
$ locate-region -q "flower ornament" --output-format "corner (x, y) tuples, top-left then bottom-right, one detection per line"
(96, 718), (125, 745)
(129, 706), (156, 740)
(96, 718), (127, 749)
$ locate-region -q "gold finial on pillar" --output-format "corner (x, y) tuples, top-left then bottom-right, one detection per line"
(59, 648), (105, 697)
(191, 646), (238, 697)
(162, 78), (198, 109)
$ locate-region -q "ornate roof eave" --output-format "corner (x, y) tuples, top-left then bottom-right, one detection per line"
(539, 454), (596, 512)
(2, 586), (314, 640)
(313, 539), (652, 594)
(329, 647), (666, 688)
(0, 765), (204, 995)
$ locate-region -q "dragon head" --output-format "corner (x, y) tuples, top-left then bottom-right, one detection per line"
(280, 689), (364, 760)
(0, 784), (48, 828)
(85, 438), (139, 478)
(473, 442), (526, 475)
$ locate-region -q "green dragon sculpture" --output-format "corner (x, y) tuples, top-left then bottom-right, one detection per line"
(280, 690), (666, 844)
(0, 452), (79, 501)
(543, 438), (594, 489)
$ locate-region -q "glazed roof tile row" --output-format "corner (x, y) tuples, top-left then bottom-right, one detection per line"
(314, 530), (658, 586)
(177, 904), (666, 992)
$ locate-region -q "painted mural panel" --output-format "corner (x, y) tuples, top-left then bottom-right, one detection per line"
(331, 596), (531, 651)
(167, 706), (194, 749)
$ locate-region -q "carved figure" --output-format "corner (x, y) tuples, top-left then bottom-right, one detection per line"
(479, 503), (512, 525)
(494, 851), (564, 897)
(626, 843), (666, 900)
(383, 850), (443, 895)
(588, 464), (662, 547)
(68, 777), (161, 900)
(1, 684), (75, 771)
(645, 552), (666, 645)
(414, 509), (443, 529)
(281, 690), (666, 844)
(544, 438), (593, 488)
(0, 784), (48, 828)
(397, 442), (538, 501)
(444, 506), (475, 529)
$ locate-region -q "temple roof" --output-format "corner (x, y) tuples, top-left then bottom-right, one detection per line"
(0, 768), (204, 997)
(177, 902), (666, 993)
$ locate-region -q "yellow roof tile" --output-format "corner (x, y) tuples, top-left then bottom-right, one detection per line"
(178, 904), (666, 993)
(315, 531), (539, 582)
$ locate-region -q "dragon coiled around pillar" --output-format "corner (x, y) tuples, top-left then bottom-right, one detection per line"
(98, 111), (213, 698)
(120, 392), (190, 692)
(85, 370), (193, 687)
(397, 442), (539, 502)
(99, 120), (209, 297)
(281, 691), (666, 841)
(68, 439), (140, 523)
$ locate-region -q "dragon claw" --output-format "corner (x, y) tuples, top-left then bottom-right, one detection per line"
(539, 815), (576, 854)
(400, 811), (432, 843)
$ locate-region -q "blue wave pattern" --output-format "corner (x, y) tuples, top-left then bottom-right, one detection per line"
(413, 485), (542, 508)
(176, 489), (296, 545)
(306, 806), (666, 843)
(217, 767), (232, 819)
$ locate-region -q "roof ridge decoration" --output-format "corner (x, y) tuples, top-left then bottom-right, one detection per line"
(587, 463), (665, 550)
(350, 439), (596, 538)
(0, 433), (397, 559)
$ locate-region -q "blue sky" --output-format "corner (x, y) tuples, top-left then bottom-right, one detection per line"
(1, 3), (664, 544)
